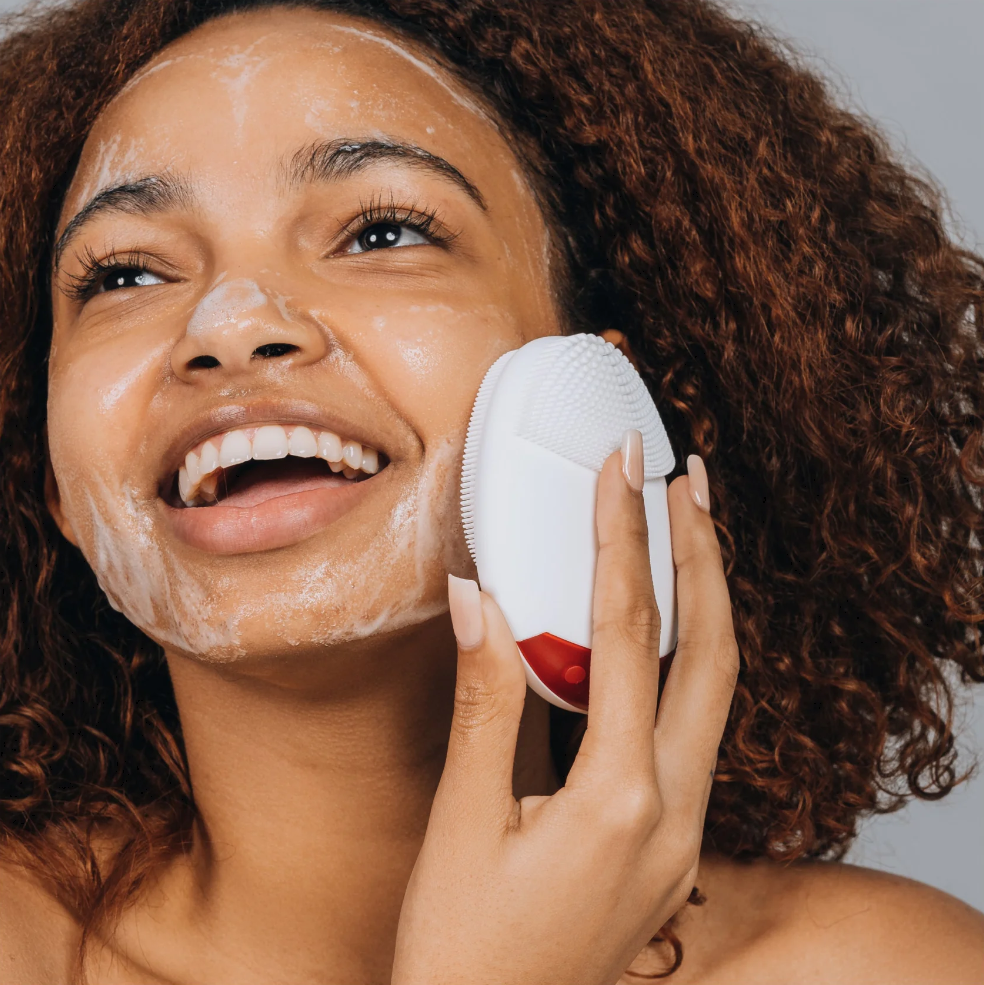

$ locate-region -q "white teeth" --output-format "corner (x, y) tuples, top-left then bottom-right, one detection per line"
(342, 440), (363, 469)
(219, 430), (252, 468)
(317, 431), (343, 463)
(289, 426), (317, 457)
(178, 424), (382, 506)
(185, 451), (201, 486)
(199, 440), (220, 476)
(252, 424), (289, 460)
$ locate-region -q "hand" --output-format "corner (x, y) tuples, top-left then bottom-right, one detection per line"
(391, 436), (739, 985)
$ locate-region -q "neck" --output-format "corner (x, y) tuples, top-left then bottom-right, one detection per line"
(109, 615), (560, 984)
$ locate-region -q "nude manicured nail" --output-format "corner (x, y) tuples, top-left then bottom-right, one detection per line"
(448, 574), (485, 648)
(621, 429), (644, 492)
(687, 454), (711, 513)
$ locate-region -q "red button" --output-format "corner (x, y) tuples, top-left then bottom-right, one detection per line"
(563, 665), (587, 684)
(517, 633), (592, 709)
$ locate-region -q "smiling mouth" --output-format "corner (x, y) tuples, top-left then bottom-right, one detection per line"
(161, 421), (390, 555)
(165, 423), (387, 509)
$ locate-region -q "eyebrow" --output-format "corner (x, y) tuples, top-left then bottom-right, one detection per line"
(53, 138), (487, 272)
(53, 174), (192, 270)
(284, 137), (488, 212)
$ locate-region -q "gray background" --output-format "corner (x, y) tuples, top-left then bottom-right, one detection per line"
(2, 0), (982, 910)
(728, 0), (984, 912)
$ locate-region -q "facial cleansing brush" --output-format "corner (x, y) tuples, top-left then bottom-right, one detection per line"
(459, 333), (678, 712)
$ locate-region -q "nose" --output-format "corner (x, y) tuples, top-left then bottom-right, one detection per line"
(171, 277), (328, 381)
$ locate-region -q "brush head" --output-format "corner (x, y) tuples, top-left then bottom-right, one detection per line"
(518, 333), (675, 477)
(461, 334), (674, 561)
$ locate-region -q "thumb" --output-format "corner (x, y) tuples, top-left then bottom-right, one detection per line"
(434, 574), (528, 828)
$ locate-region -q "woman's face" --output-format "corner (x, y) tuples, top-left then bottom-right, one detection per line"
(47, 7), (562, 662)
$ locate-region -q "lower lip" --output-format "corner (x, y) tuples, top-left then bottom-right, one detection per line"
(163, 476), (377, 554)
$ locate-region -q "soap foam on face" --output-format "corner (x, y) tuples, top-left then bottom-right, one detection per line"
(54, 426), (465, 664)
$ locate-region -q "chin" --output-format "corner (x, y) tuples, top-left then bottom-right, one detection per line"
(155, 585), (453, 667)
(110, 501), (458, 664)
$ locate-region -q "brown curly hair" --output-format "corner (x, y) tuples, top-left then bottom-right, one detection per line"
(1, 0), (982, 975)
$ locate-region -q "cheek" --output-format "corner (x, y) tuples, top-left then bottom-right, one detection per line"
(320, 298), (524, 438)
(44, 333), (230, 652)
(404, 430), (471, 582)
(47, 330), (170, 509)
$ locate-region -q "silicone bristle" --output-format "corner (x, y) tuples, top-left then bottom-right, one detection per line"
(518, 335), (675, 477)
(460, 351), (514, 563)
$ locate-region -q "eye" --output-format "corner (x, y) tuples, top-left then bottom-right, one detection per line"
(99, 267), (167, 293)
(348, 222), (430, 254)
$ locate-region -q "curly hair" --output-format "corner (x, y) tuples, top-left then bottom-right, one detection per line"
(1, 0), (982, 975)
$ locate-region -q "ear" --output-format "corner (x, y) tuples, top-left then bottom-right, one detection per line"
(599, 329), (640, 371)
(43, 436), (80, 548)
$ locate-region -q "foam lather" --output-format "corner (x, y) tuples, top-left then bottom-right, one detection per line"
(460, 333), (678, 712)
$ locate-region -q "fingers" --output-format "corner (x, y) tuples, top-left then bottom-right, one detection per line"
(432, 575), (529, 831)
(653, 458), (739, 814)
(573, 430), (661, 783)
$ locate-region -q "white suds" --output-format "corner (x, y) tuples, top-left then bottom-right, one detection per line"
(187, 278), (269, 336)
(76, 477), (244, 657)
(99, 341), (171, 412)
(315, 24), (495, 126)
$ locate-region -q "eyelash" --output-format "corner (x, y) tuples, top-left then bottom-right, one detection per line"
(62, 199), (457, 304)
(63, 246), (161, 304)
(345, 196), (456, 250)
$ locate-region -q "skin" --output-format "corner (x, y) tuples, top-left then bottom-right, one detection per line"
(1, 7), (981, 985)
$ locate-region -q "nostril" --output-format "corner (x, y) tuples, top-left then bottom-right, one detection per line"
(252, 343), (299, 359)
(188, 355), (220, 370)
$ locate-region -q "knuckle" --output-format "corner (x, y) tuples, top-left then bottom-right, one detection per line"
(596, 595), (661, 653)
(654, 810), (703, 872)
(599, 783), (661, 837)
(710, 636), (741, 689)
(677, 827), (704, 869)
(669, 864), (700, 912)
(683, 858), (701, 891)
(673, 828), (704, 874)
(623, 597), (661, 644)
(450, 678), (502, 734)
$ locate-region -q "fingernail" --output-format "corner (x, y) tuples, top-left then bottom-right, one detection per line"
(687, 454), (711, 513)
(448, 574), (485, 648)
(621, 428), (644, 492)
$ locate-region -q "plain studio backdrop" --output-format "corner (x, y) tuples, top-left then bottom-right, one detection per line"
(1, 0), (982, 911)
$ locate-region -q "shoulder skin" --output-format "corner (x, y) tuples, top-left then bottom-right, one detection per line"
(0, 856), (79, 985)
(670, 854), (984, 985)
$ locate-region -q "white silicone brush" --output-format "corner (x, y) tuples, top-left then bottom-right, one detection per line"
(460, 333), (678, 712)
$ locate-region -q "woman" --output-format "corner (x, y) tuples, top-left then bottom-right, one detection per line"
(0, 0), (982, 981)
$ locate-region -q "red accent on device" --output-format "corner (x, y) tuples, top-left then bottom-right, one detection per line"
(517, 635), (676, 712)
(517, 633), (591, 710)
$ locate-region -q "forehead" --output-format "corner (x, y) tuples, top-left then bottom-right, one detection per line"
(63, 7), (526, 220)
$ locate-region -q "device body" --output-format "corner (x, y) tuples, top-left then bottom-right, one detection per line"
(460, 334), (678, 712)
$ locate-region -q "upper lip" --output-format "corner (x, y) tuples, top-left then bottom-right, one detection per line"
(157, 398), (394, 493)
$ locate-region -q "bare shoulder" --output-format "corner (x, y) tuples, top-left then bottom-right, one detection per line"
(772, 859), (984, 982)
(0, 853), (79, 985)
(687, 854), (984, 985)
